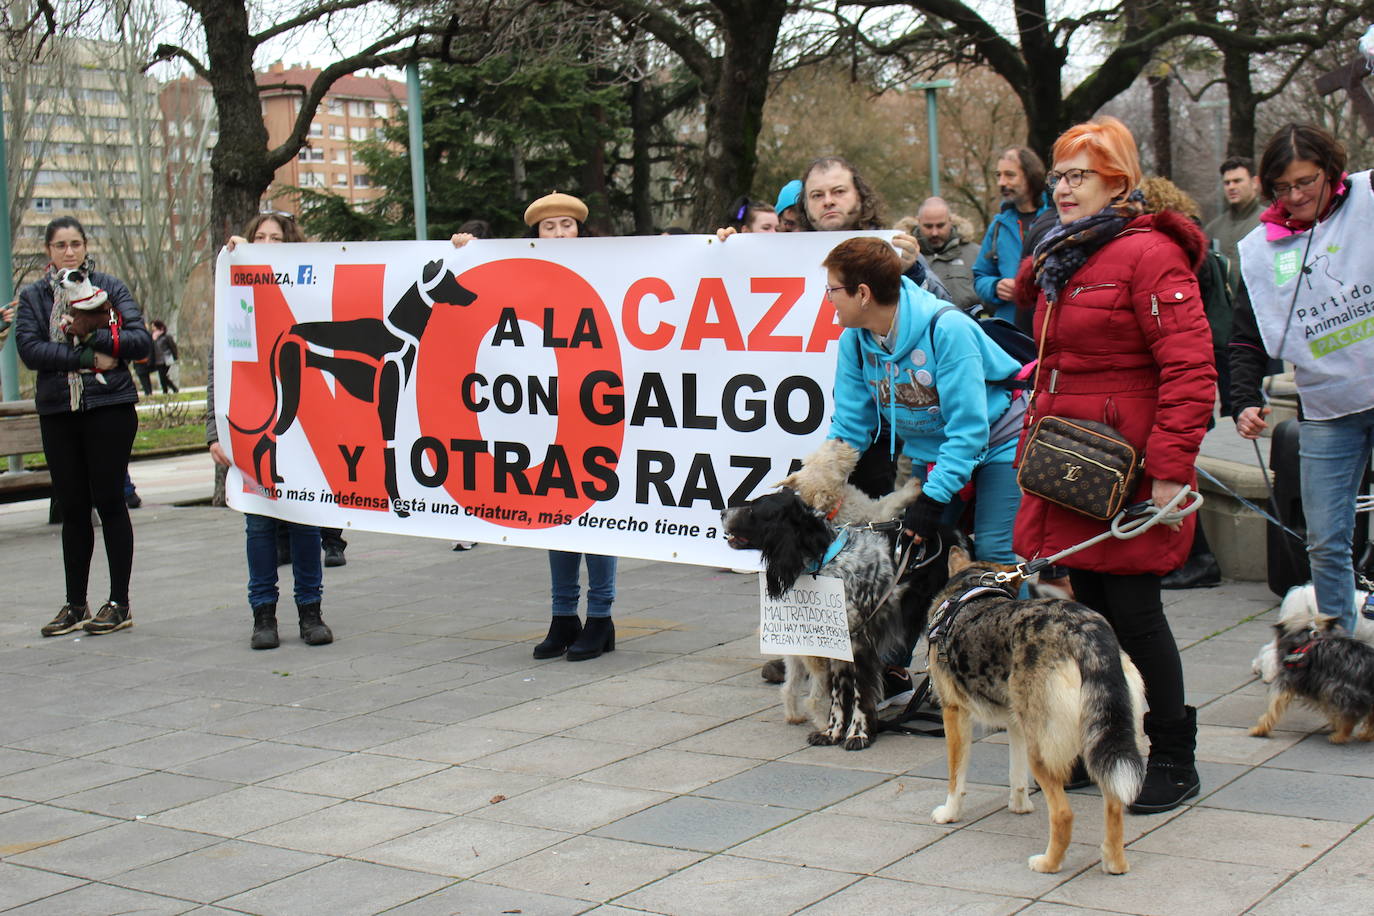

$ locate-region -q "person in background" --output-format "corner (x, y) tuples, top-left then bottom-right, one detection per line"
(974, 146), (1051, 322)
(214, 212), (330, 650)
(910, 196), (981, 313)
(1204, 156), (1262, 298)
(16, 216), (151, 637)
(149, 320), (180, 394)
(775, 179), (803, 232)
(729, 198), (777, 233)
(1014, 117), (1215, 814)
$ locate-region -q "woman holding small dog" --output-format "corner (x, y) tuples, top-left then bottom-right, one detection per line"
(1013, 117), (1216, 814)
(15, 216), (151, 637)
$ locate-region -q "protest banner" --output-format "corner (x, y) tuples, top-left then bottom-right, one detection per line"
(758, 574), (853, 662)
(214, 231), (885, 567)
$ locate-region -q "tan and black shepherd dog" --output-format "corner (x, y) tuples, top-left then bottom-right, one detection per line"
(926, 549), (1146, 875)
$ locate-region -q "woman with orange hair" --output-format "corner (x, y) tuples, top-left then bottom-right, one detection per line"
(1013, 117), (1216, 814)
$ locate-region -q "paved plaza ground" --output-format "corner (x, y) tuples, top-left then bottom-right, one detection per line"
(1, 440), (1372, 915)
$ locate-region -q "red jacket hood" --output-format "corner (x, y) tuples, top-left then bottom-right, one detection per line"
(1013, 208), (1209, 308)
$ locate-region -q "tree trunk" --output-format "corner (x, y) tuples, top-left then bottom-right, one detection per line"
(1223, 45), (1257, 159)
(629, 77), (654, 234)
(1150, 71), (1173, 178)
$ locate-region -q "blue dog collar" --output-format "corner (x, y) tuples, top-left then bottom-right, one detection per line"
(808, 528), (849, 574)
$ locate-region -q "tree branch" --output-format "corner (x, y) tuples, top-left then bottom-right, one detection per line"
(146, 42), (212, 82)
(251, 0), (379, 48)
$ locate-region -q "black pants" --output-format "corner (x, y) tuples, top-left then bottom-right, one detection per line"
(40, 404), (139, 606)
(1067, 569), (1185, 721)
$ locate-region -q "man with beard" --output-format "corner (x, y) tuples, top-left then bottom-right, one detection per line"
(914, 196), (980, 312)
(973, 147), (1050, 322)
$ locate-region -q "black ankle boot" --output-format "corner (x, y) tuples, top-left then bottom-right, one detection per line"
(251, 603), (279, 650)
(297, 602), (333, 646)
(1160, 554), (1221, 589)
(1130, 706), (1200, 814)
(566, 617), (615, 661)
(533, 615), (582, 659)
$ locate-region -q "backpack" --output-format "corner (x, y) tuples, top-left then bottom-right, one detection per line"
(1198, 249), (1234, 349)
(928, 305), (1037, 386)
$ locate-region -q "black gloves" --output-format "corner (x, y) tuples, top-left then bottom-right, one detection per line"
(902, 493), (947, 544)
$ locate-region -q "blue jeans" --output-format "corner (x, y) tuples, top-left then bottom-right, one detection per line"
(1300, 407), (1374, 634)
(246, 513), (322, 608)
(548, 551), (616, 619)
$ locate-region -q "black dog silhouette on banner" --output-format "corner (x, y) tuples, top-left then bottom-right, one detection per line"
(230, 259), (477, 516)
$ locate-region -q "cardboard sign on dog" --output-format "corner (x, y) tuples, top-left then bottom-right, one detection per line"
(758, 574), (854, 662)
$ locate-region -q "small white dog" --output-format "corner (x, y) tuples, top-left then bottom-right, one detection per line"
(1252, 584), (1374, 682)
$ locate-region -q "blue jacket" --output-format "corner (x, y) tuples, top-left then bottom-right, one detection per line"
(827, 276), (1021, 504)
(973, 198), (1050, 322)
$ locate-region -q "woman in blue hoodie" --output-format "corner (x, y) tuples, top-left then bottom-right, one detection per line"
(820, 236), (1023, 561)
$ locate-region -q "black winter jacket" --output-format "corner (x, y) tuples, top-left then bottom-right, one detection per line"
(16, 270), (152, 415)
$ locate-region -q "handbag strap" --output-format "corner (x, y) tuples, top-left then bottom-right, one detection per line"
(1027, 296), (1055, 417)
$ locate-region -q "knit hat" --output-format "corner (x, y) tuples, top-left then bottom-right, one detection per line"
(775, 179), (802, 214)
(524, 192), (588, 227)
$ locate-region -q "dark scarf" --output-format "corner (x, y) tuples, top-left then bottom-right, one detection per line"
(1031, 191), (1145, 302)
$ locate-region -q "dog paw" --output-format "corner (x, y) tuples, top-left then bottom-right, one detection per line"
(1247, 726), (1270, 738)
(1028, 854), (1061, 874)
(1329, 733), (1351, 745)
(842, 735), (871, 751)
(807, 731), (837, 746)
(931, 804), (960, 824)
(1100, 857), (1130, 876)
(784, 714), (809, 725)
(1008, 789), (1034, 814)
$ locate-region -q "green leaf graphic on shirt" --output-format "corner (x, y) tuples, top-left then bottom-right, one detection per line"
(1274, 250), (1300, 285)
(1326, 244), (1341, 254)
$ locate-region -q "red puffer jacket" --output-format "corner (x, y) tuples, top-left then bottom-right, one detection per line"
(1011, 209), (1216, 576)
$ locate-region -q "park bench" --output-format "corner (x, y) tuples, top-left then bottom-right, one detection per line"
(0, 400), (52, 504)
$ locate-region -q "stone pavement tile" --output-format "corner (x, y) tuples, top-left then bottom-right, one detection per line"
(910, 738), (1012, 785)
(9, 820), (217, 879)
(50, 685), (185, 721)
(468, 779), (669, 834)
(468, 735), (639, 777)
(616, 852), (856, 916)
(256, 752), (445, 799)
(733, 811), (946, 872)
(560, 675), (695, 708)
(201, 704), (347, 740)
(0, 710), (86, 744)
(373, 688), (523, 724)
(1198, 692), (1328, 732)
(363, 766), (551, 814)
(1016, 905), (1151, 915)
(0, 758), (149, 803)
(147, 785), (339, 837)
(386, 636), (502, 660)
(971, 791), (1184, 848)
(665, 718), (814, 760)
(1199, 766), (1374, 822)
(110, 839), (328, 903)
(385, 881), (589, 915)
(356, 814), (568, 878)
(796, 875), (1028, 915)
(285, 653), (435, 683)
(459, 643), (584, 676)
(11, 719), (169, 757)
(0, 863), (86, 910)
(0, 802), (117, 855)
(631, 655), (762, 684)
(695, 761), (888, 810)
(169, 739), (344, 783)
(1043, 848), (1289, 914)
(115, 696), (266, 730)
(0, 882), (197, 915)
(580, 748), (760, 794)
(273, 714), (439, 752)
(375, 660), (495, 690)
(53, 771), (236, 819)
(0, 796), (28, 814)
(80, 659), (216, 689)
(879, 828), (1093, 896)
(87, 730), (255, 769)
(0, 747), (58, 778)
(826, 775), (1007, 826)
(217, 858), (453, 915)
(296, 681), (451, 716)
(241, 800), (450, 855)
(1183, 660), (1260, 695)
(782, 731), (950, 775)
(367, 723), (536, 764)
(1196, 724), (1305, 765)
(645, 682), (780, 719)
(1264, 732), (1374, 778)
(477, 834), (704, 902)
(561, 708), (723, 747)
(464, 698), (623, 735)
(623, 627), (750, 656)
(1248, 823), (1374, 914)
(1130, 808), (1351, 868)
(592, 796), (798, 853)
(465, 666), (617, 701)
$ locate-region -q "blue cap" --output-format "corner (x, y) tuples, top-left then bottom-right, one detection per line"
(775, 179), (802, 214)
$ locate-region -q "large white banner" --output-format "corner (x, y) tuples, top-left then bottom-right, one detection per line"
(214, 232), (879, 566)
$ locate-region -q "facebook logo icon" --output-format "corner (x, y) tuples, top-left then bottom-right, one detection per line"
(297, 265), (315, 285)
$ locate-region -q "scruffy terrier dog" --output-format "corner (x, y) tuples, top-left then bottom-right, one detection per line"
(55, 268), (112, 339)
(1249, 614), (1374, 744)
(926, 550), (1146, 875)
(1252, 584), (1374, 683)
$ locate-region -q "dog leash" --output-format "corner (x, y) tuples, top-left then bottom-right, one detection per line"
(992, 486), (1204, 587)
(1193, 464), (1305, 542)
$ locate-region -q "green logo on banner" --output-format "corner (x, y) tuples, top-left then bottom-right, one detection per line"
(1274, 250), (1300, 286)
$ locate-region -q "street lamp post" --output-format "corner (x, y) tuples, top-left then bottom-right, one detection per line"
(1198, 99), (1227, 217)
(406, 62), (428, 241)
(911, 79), (953, 197)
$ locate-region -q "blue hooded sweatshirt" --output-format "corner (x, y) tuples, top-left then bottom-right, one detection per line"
(973, 197), (1051, 322)
(827, 276), (1021, 504)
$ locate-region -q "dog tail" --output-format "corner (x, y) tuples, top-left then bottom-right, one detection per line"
(226, 333), (285, 436)
(1078, 624), (1146, 803)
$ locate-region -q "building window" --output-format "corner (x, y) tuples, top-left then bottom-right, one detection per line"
(297, 147), (324, 162)
(330, 125), (344, 140)
(349, 126), (368, 142)
(348, 100), (371, 118)
(327, 98), (342, 115)
(332, 149), (347, 164)
(308, 122), (322, 138)
(333, 173), (347, 187)
(300, 172), (323, 188)
(352, 174), (371, 188)
(33, 198), (53, 213)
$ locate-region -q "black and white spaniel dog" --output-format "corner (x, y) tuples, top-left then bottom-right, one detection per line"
(723, 489), (954, 749)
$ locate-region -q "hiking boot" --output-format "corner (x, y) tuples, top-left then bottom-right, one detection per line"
(323, 543), (347, 567)
(533, 615), (582, 659)
(1130, 706), (1201, 814)
(84, 602), (132, 634)
(41, 603), (90, 637)
(877, 666), (915, 712)
(761, 658), (785, 683)
(297, 603), (333, 645)
(251, 603), (280, 650)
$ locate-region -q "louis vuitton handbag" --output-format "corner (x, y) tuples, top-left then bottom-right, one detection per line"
(1017, 416), (1143, 521)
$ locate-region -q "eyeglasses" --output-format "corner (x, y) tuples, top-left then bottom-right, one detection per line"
(1271, 173), (1324, 197)
(1047, 168), (1100, 190)
(824, 285), (852, 300)
(48, 240), (86, 250)
(260, 209), (296, 221)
